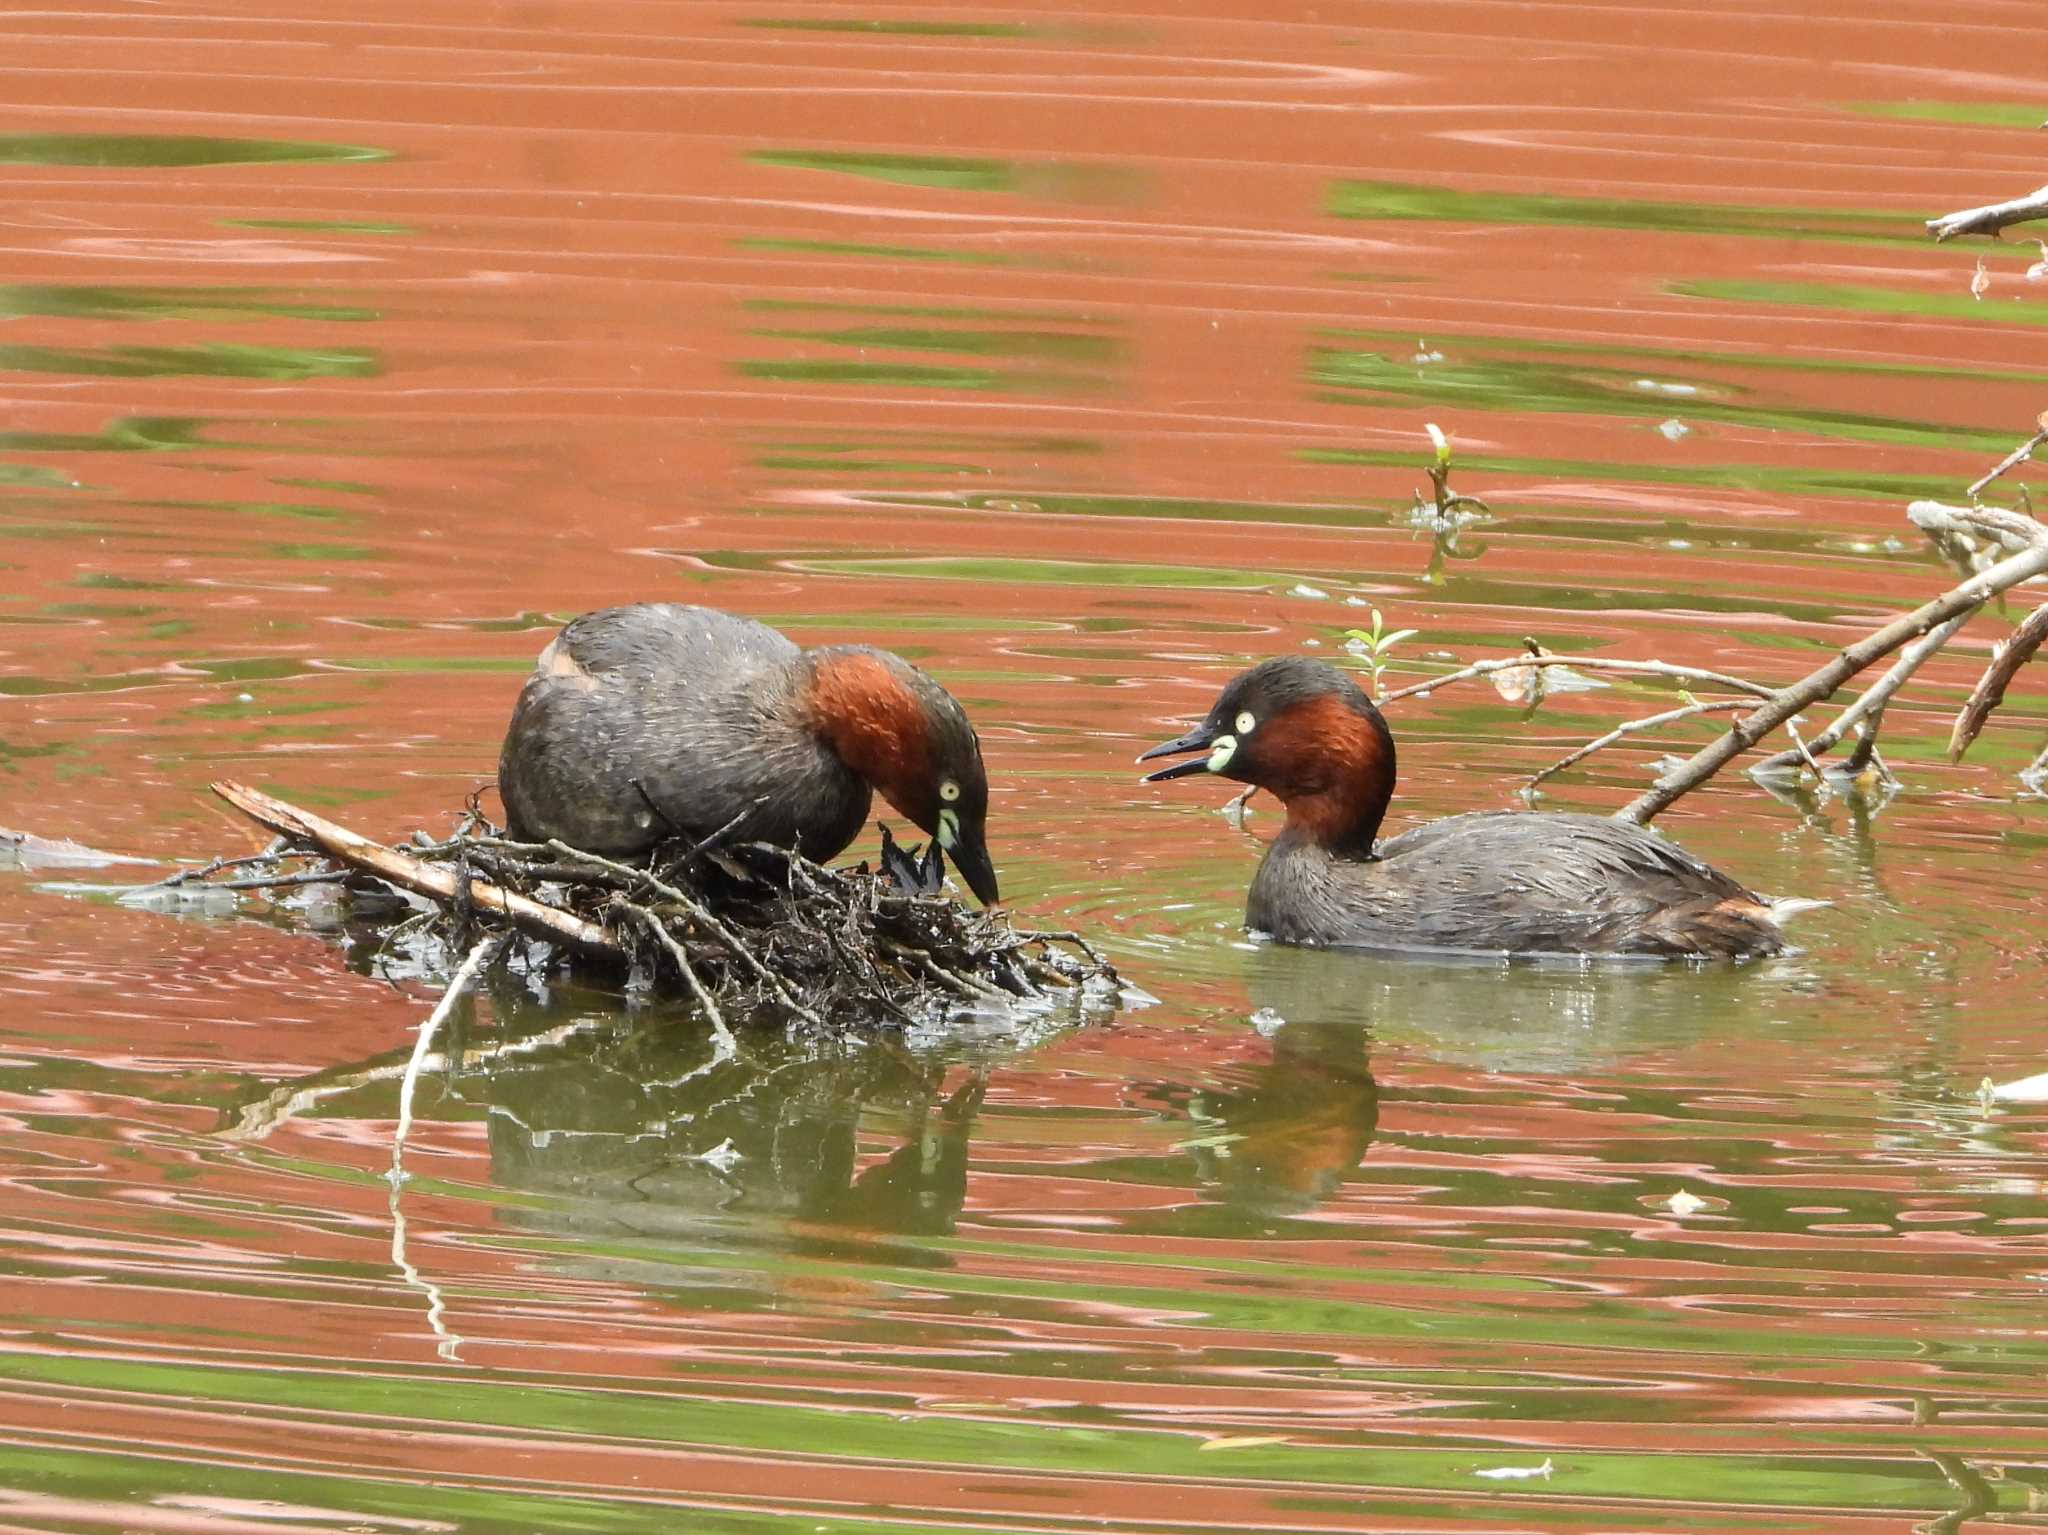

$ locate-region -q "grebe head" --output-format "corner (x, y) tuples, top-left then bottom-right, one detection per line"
(805, 647), (999, 904)
(1139, 657), (1395, 856)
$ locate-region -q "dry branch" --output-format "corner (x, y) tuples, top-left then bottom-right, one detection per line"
(212, 781), (620, 959)
(1526, 699), (1748, 791)
(1379, 653), (1774, 707)
(1949, 601), (2048, 761)
(1926, 184), (2048, 242)
(1616, 537), (2048, 825)
(1966, 425), (2048, 502)
(392, 933), (506, 1152)
(1748, 610), (1974, 779)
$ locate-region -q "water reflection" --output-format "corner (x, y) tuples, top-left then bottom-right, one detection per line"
(474, 1000), (990, 1249)
(9, 2), (2048, 1529)
(216, 968), (1018, 1254)
(1140, 1011), (1379, 1217)
(1235, 939), (1815, 1073)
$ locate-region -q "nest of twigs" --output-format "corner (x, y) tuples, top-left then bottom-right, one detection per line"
(194, 781), (1119, 1033)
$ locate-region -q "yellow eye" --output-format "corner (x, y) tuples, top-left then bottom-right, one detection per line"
(1234, 710), (1256, 735)
(939, 779), (962, 802)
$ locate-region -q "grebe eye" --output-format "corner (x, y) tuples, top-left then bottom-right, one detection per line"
(939, 779), (962, 802)
(1234, 710), (1256, 735)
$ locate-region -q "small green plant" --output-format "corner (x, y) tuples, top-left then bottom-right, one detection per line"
(1414, 421), (1491, 526)
(1342, 607), (1417, 699)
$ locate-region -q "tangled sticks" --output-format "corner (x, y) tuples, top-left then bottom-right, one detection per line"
(205, 781), (1117, 1033)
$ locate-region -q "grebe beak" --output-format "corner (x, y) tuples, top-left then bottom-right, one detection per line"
(1138, 726), (1218, 782)
(948, 832), (1002, 907)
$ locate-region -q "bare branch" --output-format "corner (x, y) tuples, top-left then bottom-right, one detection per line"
(117, 844), (291, 891)
(1749, 610), (1975, 777)
(1966, 426), (2048, 502)
(541, 838), (827, 1028)
(1380, 653), (1773, 707)
(211, 781), (621, 959)
(392, 934), (507, 1153)
(1926, 184), (2048, 242)
(1949, 601), (2048, 761)
(1617, 536), (2048, 825)
(631, 905), (736, 1053)
(1526, 699), (1748, 790)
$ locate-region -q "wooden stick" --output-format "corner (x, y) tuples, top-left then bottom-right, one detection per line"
(1526, 699), (1748, 790)
(1615, 538), (2048, 824)
(630, 905), (737, 1051)
(1949, 602), (2048, 761)
(1379, 653), (1774, 707)
(1966, 427), (2048, 502)
(540, 839), (826, 1027)
(1926, 185), (2048, 242)
(209, 781), (622, 961)
(393, 934), (507, 1156)
(1749, 610), (1974, 776)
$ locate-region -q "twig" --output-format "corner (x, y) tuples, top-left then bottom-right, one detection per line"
(466, 853), (639, 888)
(1750, 610), (1974, 776)
(630, 904), (737, 1053)
(1617, 536), (2048, 825)
(543, 839), (826, 1027)
(1926, 184), (2048, 242)
(884, 939), (1010, 1002)
(1780, 714), (1826, 779)
(1966, 426), (2048, 502)
(392, 933), (507, 1161)
(1916, 1449), (1997, 1535)
(441, 833), (553, 857)
(205, 870), (354, 893)
(119, 842), (297, 895)
(211, 781), (621, 960)
(1949, 601), (2048, 761)
(1380, 653), (1774, 707)
(1016, 927), (1111, 969)
(1526, 699), (1748, 790)
(667, 805), (753, 867)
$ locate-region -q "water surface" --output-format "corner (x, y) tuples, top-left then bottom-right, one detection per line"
(3, 3), (2048, 1532)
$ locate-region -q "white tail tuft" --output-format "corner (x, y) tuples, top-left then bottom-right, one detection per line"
(1765, 896), (1830, 924)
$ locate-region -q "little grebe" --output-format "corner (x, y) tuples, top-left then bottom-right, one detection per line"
(1141, 656), (1801, 958)
(499, 603), (999, 903)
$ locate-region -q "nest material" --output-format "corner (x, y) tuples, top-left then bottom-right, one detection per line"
(201, 780), (1117, 1031)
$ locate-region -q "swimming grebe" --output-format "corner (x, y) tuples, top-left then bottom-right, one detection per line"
(498, 603), (999, 904)
(1140, 656), (1796, 958)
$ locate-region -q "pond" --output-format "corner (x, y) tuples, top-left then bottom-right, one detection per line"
(2, 3), (2046, 1532)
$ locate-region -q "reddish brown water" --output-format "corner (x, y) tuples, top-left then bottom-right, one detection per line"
(4, 3), (2048, 1532)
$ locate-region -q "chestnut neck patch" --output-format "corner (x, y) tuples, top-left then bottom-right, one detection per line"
(1258, 692), (1395, 857)
(805, 651), (933, 817)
